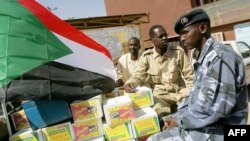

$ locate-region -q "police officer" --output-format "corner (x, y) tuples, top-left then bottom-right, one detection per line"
(147, 9), (248, 141)
(124, 25), (193, 118)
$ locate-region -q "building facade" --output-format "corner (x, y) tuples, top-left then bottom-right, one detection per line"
(105, 0), (250, 49)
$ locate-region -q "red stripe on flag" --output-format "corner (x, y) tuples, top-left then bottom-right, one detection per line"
(18, 0), (112, 59)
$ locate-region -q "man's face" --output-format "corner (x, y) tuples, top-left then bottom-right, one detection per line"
(179, 23), (202, 50)
(151, 27), (168, 49)
(128, 39), (140, 54)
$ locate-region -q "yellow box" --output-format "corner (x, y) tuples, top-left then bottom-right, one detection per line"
(103, 122), (134, 141)
(11, 110), (30, 131)
(42, 122), (74, 141)
(103, 96), (135, 126)
(72, 118), (103, 141)
(131, 107), (160, 138)
(125, 86), (154, 109)
(70, 96), (103, 122)
(9, 129), (43, 141)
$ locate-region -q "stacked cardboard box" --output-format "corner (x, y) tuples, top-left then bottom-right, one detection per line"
(41, 122), (74, 141)
(11, 110), (30, 132)
(9, 129), (43, 141)
(102, 86), (160, 141)
(103, 95), (135, 126)
(9, 100), (73, 141)
(125, 86), (154, 110)
(131, 107), (160, 138)
(70, 96), (103, 121)
(102, 95), (136, 141)
(70, 95), (104, 141)
(125, 86), (160, 139)
(9, 86), (160, 141)
(103, 122), (134, 141)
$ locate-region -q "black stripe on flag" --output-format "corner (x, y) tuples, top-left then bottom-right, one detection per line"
(1, 61), (115, 101)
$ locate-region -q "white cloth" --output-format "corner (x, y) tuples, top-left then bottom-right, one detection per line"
(116, 53), (140, 82)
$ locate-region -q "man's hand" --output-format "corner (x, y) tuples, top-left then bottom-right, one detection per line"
(162, 117), (177, 130)
(123, 83), (135, 93)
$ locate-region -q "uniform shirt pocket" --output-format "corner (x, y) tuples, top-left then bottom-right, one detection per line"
(168, 60), (180, 83)
(199, 76), (219, 114)
(147, 69), (161, 84)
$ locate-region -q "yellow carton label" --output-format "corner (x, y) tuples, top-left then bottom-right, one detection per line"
(11, 132), (40, 141)
(108, 103), (135, 126)
(11, 110), (30, 131)
(71, 99), (100, 121)
(43, 124), (73, 141)
(130, 92), (151, 109)
(104, 123), (132, 141)
(72, 119), (101, 140)
(134, 117), (159, 137)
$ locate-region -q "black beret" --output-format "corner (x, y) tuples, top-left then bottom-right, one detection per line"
(174, 9), (210, 34)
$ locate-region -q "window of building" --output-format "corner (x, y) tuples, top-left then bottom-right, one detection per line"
(191, 0), (220, 7)
(211, 32), (224, 42)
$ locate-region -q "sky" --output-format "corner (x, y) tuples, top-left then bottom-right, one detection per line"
(36, 0), (107, 20)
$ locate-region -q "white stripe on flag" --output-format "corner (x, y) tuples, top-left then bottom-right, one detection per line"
(53, 32), (117, 80)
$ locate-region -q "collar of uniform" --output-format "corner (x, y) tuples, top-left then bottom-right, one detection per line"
(191, 48), (200, 61)
(152, 46), (171, 59)
(127, 52), (141, 63)
(153, 47), (161, 59)
(197, 37), (215, 64)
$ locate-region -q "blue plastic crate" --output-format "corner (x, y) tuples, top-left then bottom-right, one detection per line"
(22, 100), (72, 130)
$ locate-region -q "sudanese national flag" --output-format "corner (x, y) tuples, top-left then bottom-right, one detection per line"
(0, 0), (116, 101)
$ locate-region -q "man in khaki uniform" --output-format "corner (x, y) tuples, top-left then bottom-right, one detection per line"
(124, 25), (193, 118)
(116, 37), (141, 87)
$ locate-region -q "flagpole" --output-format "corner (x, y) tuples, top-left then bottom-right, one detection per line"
(1, 102), (12, 136)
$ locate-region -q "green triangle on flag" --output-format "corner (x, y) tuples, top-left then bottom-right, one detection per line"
(0, 0), (73, 87)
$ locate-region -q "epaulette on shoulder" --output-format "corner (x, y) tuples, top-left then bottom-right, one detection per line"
(213, 42), (225, 55)
(142, 48), (153, 56)
(209, 43), (236, 76)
